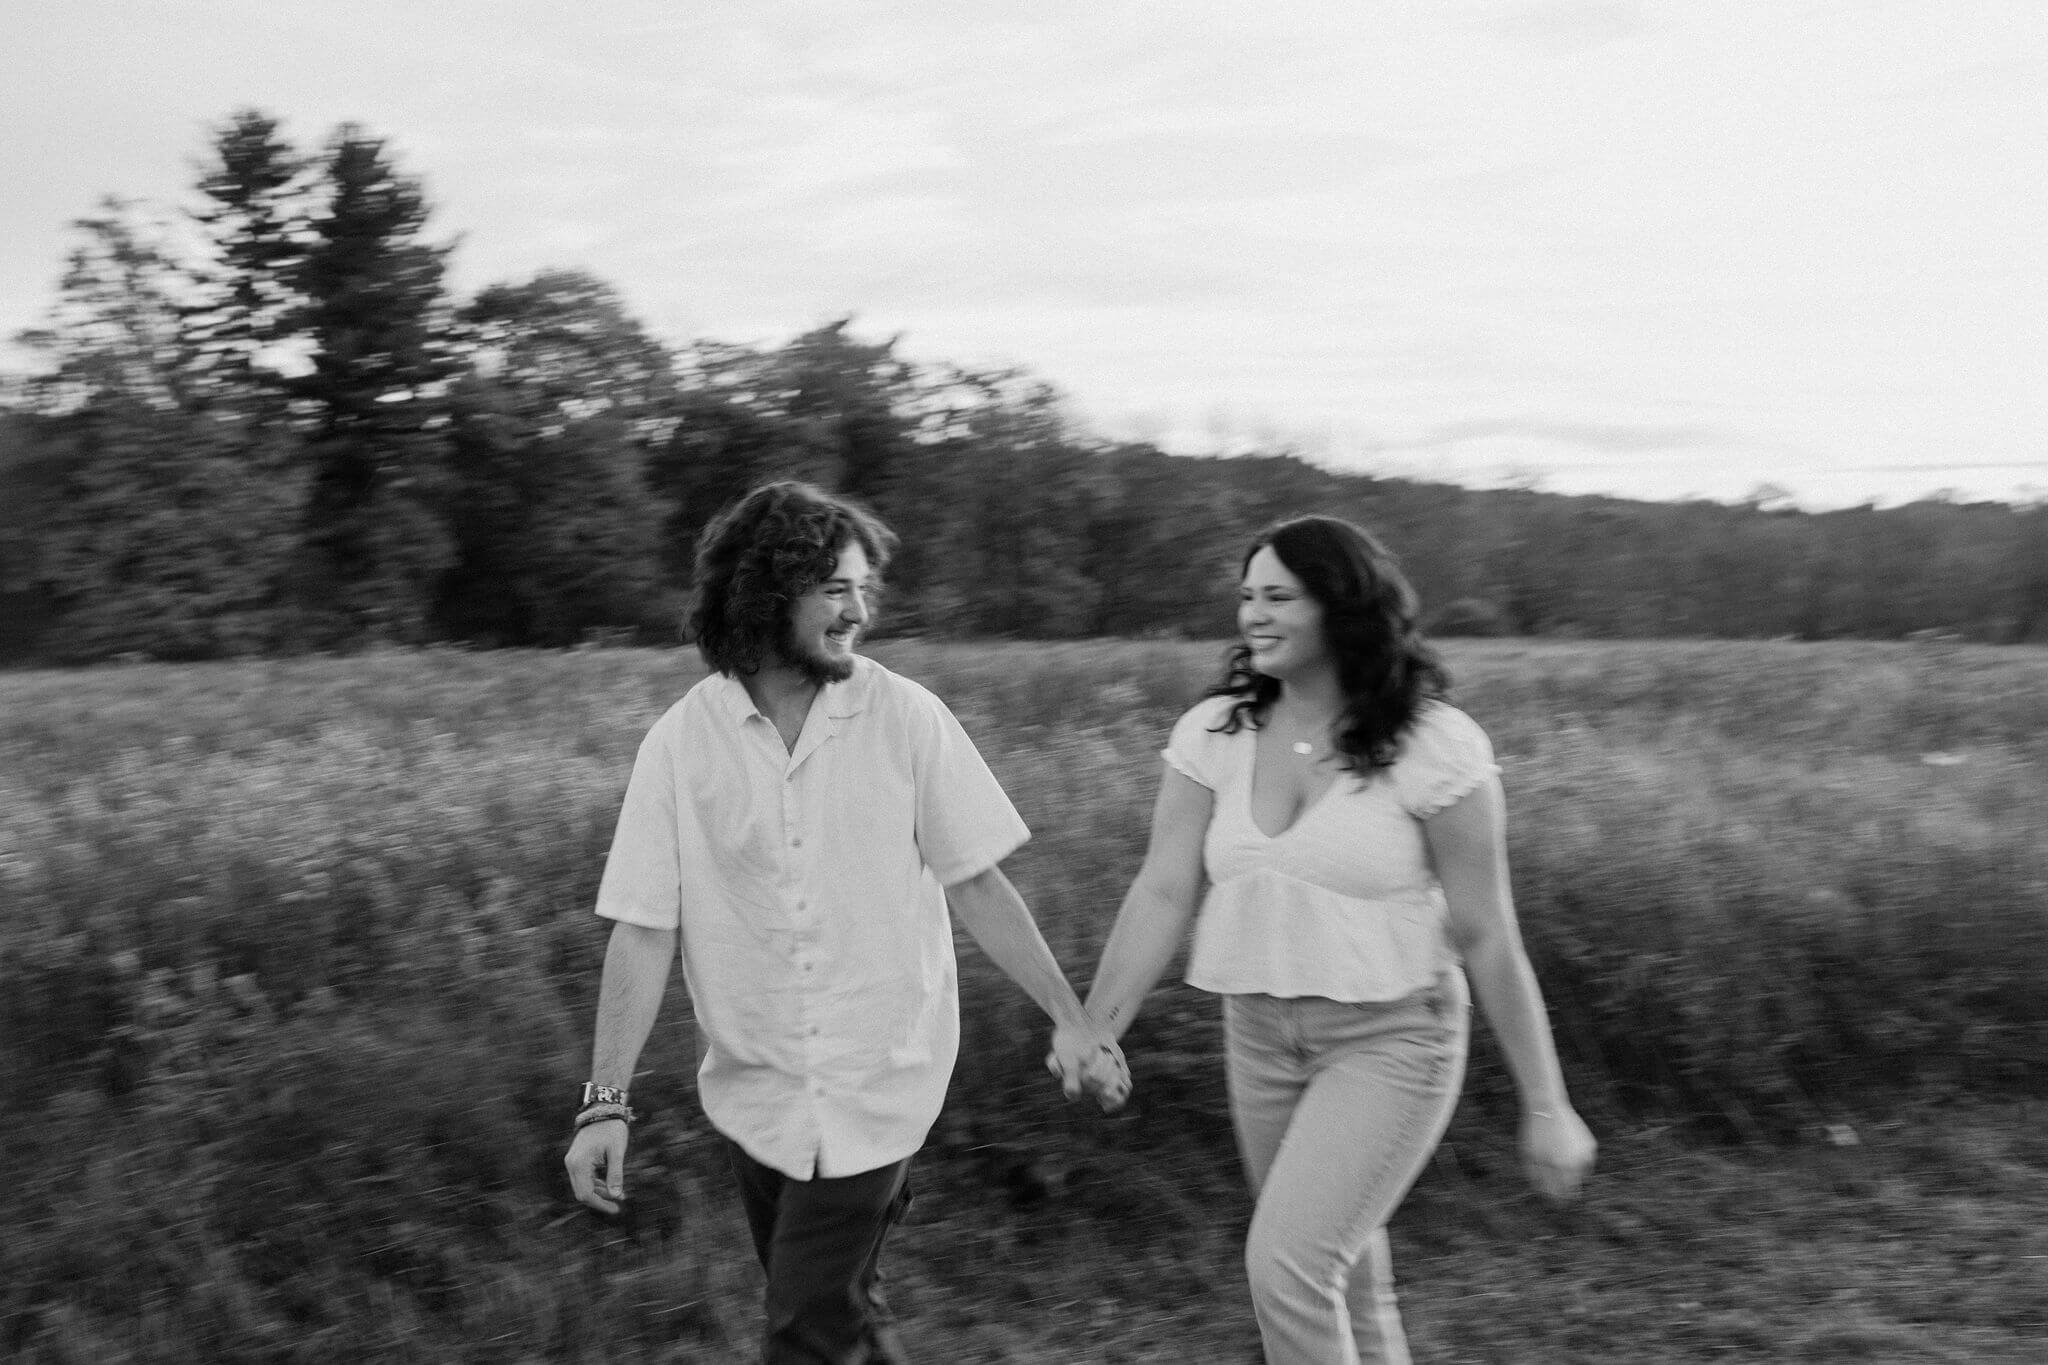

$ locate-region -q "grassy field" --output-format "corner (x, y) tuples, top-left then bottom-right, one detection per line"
(3, 638), (2045, 1362)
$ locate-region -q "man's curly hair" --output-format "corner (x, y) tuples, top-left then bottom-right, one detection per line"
(687, 481), (898, 677)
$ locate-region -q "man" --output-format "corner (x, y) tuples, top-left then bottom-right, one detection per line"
(564, 480), (1126, 1363)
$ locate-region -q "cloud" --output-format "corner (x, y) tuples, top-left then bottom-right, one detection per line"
(1833, 462), (2048, 476)
(3, 0), (2043, 509)
(1480, 0), (1647, 50)
(1372, 418), (1720, 454)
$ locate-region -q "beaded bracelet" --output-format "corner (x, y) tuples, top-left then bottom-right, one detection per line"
(575, 1101), (637, 1130)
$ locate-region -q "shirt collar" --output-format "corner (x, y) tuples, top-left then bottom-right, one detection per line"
(709, 655), (875, 724)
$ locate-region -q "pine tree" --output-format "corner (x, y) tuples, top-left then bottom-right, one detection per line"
(293, 125), (459, 644)
(180, 108), (313, 414)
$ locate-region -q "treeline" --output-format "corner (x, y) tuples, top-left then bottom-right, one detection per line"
(2, 110), (2045, 664)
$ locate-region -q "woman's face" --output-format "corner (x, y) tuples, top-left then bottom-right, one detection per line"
(1239, 545), (1330, 680)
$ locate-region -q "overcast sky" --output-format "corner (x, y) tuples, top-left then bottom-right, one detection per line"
(3, 1), (2043, 508)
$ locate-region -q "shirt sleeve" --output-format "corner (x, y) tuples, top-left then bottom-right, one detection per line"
(1391, 703), (1500, 819)
(912, 694), (1031, 886)
(593, 719), (684, 929)
(1161, 697), (1231, 790)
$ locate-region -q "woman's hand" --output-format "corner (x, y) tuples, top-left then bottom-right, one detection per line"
(1047, 1019), (1132, 1112)
(1520, 1106), (1596, 1204)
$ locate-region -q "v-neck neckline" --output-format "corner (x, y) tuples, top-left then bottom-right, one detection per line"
(1244, 726), (1344, 840)
(739, 683), (834, 768)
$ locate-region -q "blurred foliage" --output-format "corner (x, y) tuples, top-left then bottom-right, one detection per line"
(6, 111), (2048, 664)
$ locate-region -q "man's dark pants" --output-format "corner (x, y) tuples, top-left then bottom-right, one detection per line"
(725, 1138), (915, 1364)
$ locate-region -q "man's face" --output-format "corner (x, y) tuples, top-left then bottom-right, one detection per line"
(776, 540), (874, 685)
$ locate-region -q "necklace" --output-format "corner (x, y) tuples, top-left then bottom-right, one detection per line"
(1291, 740), (1315, 756)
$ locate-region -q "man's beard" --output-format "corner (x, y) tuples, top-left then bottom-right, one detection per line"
(775, 627), (856, 686)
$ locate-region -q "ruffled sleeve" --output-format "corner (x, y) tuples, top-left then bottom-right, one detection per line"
(1391, 703), (1499, 818)
(1161, 696), (1236, 790)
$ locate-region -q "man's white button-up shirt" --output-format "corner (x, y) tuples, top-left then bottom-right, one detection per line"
(594, 655), (1029, 1179)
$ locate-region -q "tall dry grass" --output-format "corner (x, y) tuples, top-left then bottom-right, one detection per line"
(2, 639), (2044, 1360)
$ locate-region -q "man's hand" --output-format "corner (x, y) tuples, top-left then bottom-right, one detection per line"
(1046, 1019), (1131, 1112)
(564, 1119), (631, 1214)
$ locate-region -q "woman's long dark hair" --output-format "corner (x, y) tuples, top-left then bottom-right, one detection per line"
(687, 480), (897, 677)
(1212, 516), (1449, 772)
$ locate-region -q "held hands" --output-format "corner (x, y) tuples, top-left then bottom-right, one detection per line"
(1520, 1106), (1597, 1204)
(564, 1120), (631, 1214)
(1046, 1017), (1132, 1112)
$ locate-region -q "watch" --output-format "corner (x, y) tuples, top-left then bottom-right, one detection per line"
(579, 1082), (630, 1109)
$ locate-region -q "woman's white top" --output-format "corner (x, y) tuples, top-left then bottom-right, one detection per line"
(1162, 695), (1499, 1001)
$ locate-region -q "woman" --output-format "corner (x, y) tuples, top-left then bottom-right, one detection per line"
(1073, 516), (1595, 1364)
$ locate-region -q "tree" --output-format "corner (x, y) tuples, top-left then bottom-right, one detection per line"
(15, 201), (191, 416)
(1078, 442), (1238, 636)
(902, 369), (1104, 636)
(0, 412), (67, 660)
(647, 323), (922, 591)
(439, 272), (676, 644)
(776, 320), (917, 504)
(14, 207), (303, 659)
(179, 109), (313, 414)
(32, 398), (303, 659)
(2013, 505), (2048, 642)
(293, 125), (459, 644)
(460, 270), (677, 437)
(648, 376), (809, 585)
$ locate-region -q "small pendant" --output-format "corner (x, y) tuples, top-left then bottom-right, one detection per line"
(1291, 740), (1314, 756)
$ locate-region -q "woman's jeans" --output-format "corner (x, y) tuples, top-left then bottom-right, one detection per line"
(1224, 971), (1470, 1365)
